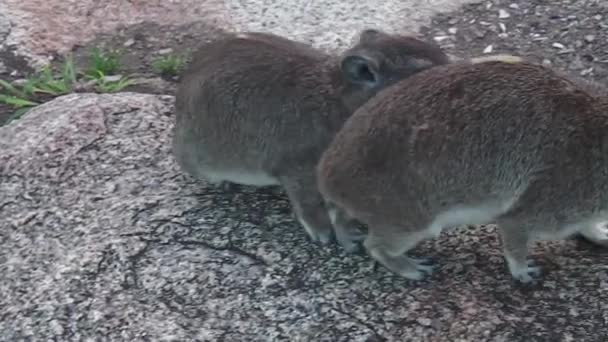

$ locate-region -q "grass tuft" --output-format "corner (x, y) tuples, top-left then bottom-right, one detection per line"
(0, 50), (133, 125)
(85, 70), (135, 93)
(152, 54), (186, 76)
(87, 47), (122, 76)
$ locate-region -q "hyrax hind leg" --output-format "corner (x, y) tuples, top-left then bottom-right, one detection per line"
(495, 218), (541, 284)
(364, 226), (436, 280)
(280, 173), (334, 245)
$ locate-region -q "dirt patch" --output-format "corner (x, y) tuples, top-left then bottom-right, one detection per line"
(0, 47), (34, 124)
(69, 21), (228, 82)
(0, 20), (227, 126)
(0, 47), (32, 75)
(0, 102), (13, 125)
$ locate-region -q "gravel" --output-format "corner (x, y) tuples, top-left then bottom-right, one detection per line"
(419, 0), (608, 82)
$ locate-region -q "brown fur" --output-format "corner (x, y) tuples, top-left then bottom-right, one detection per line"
(317, 61), (608, 282)
(172, 29), (449, 248)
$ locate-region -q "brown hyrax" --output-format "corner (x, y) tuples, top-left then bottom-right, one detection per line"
(317, 60), (608, 283)
(172, 29), (450, 249)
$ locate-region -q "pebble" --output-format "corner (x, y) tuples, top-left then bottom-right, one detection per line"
(448, 27), (458, 34)
(569, 57), (584, 70)
(471, 27), (486, 39)
(552, 42), (565, 49)
(499, 22), (507, 33)
(557, 49), (575, 55)
(584, 35), (595, 43)
(417, 318), (432, 327)
(483, 45), (493, 54)
(103, 75), (123, 82)
(157, 48), (174, 55)
(50, 320), (64, 336)
(12, 78), (27, 86)
(123, 38), (135, 47)
(498, 9), (510, 19)
(509, 3), (519, 9)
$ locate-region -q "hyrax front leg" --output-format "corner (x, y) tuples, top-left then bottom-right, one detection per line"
(496, 219), (541, 283)
(280, 174), (334, 245)
(364, 228), (435, 280)
(327, 203), (367, 253)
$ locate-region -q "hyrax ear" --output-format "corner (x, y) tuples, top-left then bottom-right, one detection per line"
(340, 53), (381, 87)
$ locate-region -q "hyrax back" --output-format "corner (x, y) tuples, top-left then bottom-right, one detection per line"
(317, 60), (608, 282)
(172, 29), (450, 247)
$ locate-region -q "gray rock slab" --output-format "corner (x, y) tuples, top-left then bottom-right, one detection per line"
(1, 93), (607, 341)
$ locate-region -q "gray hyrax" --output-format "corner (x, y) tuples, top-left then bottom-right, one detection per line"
(317, 60), (608, 283)
(172, 29), (450, 248)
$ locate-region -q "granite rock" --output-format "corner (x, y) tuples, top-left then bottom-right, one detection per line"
(1, 93), (607, 341)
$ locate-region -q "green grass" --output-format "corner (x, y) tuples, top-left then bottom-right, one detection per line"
(85, 70), (134, 93)
(31, 57), (78, 96)
(152, 54), (186, 76)
(1, 49), (135, 125)
(87, 47), (122, 76)
(0, 57), (78, 123)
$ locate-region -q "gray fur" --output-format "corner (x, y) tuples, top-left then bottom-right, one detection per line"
(172, 29), (449, 247)
(317, 60), (608, 282)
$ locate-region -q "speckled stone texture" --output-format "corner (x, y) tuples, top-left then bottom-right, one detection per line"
(223, 0), (478, 52)
(0, 0), (477, 66)
(1, 93), (607, 341)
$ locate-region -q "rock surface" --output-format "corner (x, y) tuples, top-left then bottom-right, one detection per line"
(2, 0), (608, 340)
(1, 93), (607, 341)
(0, 0), (477, 66)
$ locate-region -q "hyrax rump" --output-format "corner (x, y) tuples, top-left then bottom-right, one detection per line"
(317, 60), (608, 283)
(172, 29), (449, 249)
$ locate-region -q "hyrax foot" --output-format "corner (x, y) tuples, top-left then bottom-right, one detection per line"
(580, 223), (608, 248)
(281, 175), (334, 246)
(335, 225), (366, 253)
(301, 221), (333, 245)
(508, 259), (542, 284)
(370, 251), (436, 280)
(294, 213), (333, 244)
(294, 210), (333, 245)
(365, 228), (434, 280)
(327, 206), (366, 253)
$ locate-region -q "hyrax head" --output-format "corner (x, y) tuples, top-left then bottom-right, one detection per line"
(338, 29), (450, 111)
